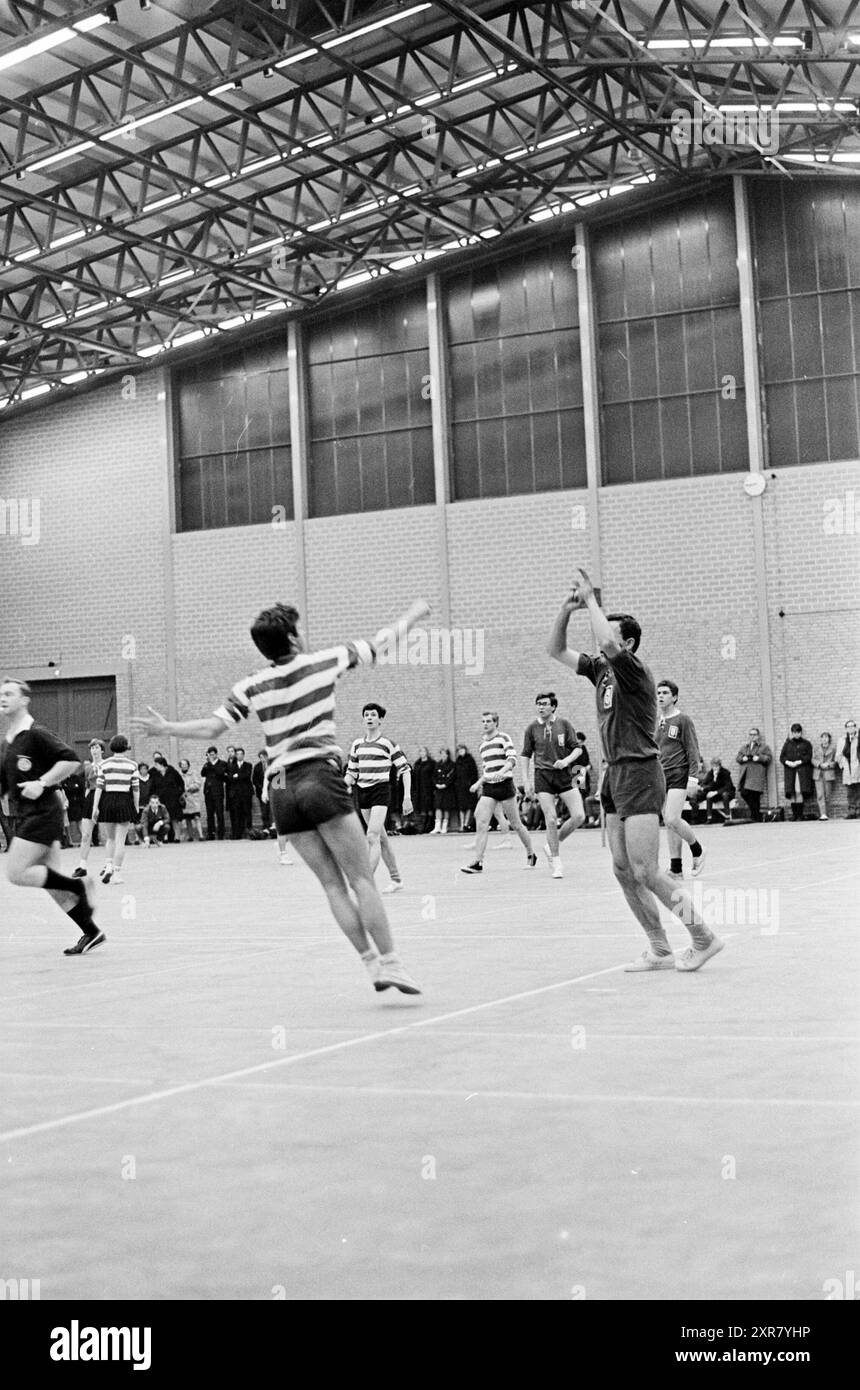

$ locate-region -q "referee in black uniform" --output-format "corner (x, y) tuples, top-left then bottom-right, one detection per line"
(0, 678), (104, 955)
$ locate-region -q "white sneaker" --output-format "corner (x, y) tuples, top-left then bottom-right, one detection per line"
(675, 936), (725, 972)
(624, 950), (676, 972)
(552, 861), (564, 879)
(691, 848), (706, 877)
(429, 827), (440, 835)
(279, 852), (294, 865)
(819, 815), (829, 821)
(374, 959), (422, 995)
(111, 872), (125, 884)
(99, 864), (113, 883)
(381, 881), (404, 894)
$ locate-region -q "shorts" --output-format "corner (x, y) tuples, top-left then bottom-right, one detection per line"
(356, 781), (391, 811)
(13, 793), (65, 847)
(83, 789), (96, 819)
(535, 766), (574, 797)
(480, 778), (516, 803)
(98, 791), (136, 823)
(601, 758), (666, 821)
(270, 758), (357, 836)
(662, 770), (689, 793)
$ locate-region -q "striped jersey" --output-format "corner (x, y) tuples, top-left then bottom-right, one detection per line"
(346, 736), (408, 787)
(214, 640), (376, 775)
(479, 731), (516, 781)
(95, 754), (140, 795)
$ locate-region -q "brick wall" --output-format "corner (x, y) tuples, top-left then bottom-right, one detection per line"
(1, 377), (857, 803)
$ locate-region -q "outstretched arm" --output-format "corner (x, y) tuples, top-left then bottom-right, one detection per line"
(373, 599), (430, 657)
(131, 706), (230, 741)
(547, 593), (584, 671)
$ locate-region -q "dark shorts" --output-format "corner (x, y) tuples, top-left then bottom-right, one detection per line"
(83, 789), (96, 819)
(662, 770), (689, 793)
(356, 781), (391, 811)
(535, 766), (575, 797)
(99, 791), (136, 824)
(270, 759), (356, 836)
(13, 794), (64, 848)
(480, 778), (516, 804)
(601, 758), (666, 821)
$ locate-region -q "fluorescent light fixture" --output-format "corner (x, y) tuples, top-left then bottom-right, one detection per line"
(73, 300), (109, 318)
(240, 154), (281, 174)
(61, 371), (89, 383)
(208, 82), (234, 97)
(274, 49), (316, 69)
(138, 343), (166, 357)
(75, 15), (110, 32)
(205, 173), (232, 187)
(27, 141), (94, 172)
(321, 4), (431, 50)
(306, 218), (333, 232)
(647, 34), (804, 49)
(143, 192), (182, 212)
(245, 237), (284, 255)
(40, 315), (69, 328)
(781, 151), (860, 162)
(0, 26), (76, 73)
(719, 101), (855, 112)
(170, 329), (207, 348)
(101, 96), (203, 139)
(21, 383), (52, 399)
(49, 230), (87, 249)
(13, 247), (41, 261)
(307, 134), (333, 147)
(159, 269), (194, 286)
(126, 285), (150, 297)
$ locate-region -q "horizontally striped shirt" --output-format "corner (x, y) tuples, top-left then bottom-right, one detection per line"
(95, 754), (140, 795)
(479, 731), (516, 781)
(346, 736), (408, 787)
(214, 640), (376, 775)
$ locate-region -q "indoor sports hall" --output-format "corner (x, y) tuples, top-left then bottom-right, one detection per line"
(0, 0), (858, 1308)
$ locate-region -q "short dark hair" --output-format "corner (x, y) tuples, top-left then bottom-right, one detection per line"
(251, 603), (300, 662)
(206, 745), (218, 755)
(153, 753), (166, 766)
(235, 747), (245, 756)
(790, 723), (802, 733)
(138, 762), (149, 773)
(535, 692), (558, 708)
(576, 731), (587, 741)
(482, 710), (499, 723)
(109, 734), (129, 753)
(657, 680), (679, 699)
(363, 702), (386, 718)
(606, 613), (642, 653)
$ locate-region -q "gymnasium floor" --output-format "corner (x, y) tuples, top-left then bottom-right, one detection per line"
(1, 821), (857, 1302)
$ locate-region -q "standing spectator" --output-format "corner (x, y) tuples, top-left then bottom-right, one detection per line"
(91, 734), (140, 883)
(252, 750), (271, 833)
(735, 726), (772, 823)
(812, 732), (837, 821)
(431, 748), (457, 834)
(838, 718), (860, 818)
(200, 746), (226, 840)
(226, 746), (253, 839)
(411, 746), (436, 833)
(780, 723), (814, 821)
(694, 758), (735, 824)
(572, 731), (591, 795)
(140, 793), (171, 846)
(151, 752), (184, 841)
(61, 767), (85, 848)
(178, 758), (203, 841)
(73, 739), (105, 876)
(454, 744), (479, 832)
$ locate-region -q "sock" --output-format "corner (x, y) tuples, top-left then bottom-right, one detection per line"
(67, 900), (96, 932)
(378, 951), (400, 965)
(689, 924), (713, 949)
(670, 857), (682, 874)
(44, 868), (84, 897)
(644, 927), (673, 956)
(690, 841), (702, 857)
(360, 948), (377, 967)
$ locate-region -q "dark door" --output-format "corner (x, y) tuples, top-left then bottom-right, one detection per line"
(27, 677), (117, 762)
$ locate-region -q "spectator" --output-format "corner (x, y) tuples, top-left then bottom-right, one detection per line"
(252, 750), (271, 833)
(431, 748), (456, 835)
(151, 752), (184, 840)
(61, 767), (85, 848)
(178, 758), (203, 841)
(736, 726), (772, 823)
(454, 744), (479, 832)
(226, 746), (253, 839)
(140, 793), (171, 845)
(74, 738), (105, 875)
(411, 746), (437, 833)
(572, 731), (591, 796)
(838, 718), (860, 819)
(780, 723), (814, 821)
(695, 758), (735, 824)
(201, 746), (226, 840)
(812, 733), (837, 821)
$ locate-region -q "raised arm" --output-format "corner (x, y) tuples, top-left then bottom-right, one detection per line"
(131, 706), (230, 741)
(373, 599), (430, 657)
(547, 594), (585, 671)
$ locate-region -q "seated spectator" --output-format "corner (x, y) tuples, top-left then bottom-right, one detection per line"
(736, 727), (772, 822)
(140, 794), (171, 845)
(694, 758), (735, 824)
(812, 732), (837, 821)
(780, 723), (814, 821)
(838, 719), (860, 819)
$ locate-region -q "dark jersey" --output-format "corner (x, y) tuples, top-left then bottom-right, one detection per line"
(576, 649), (658, 765)
(1, 722), (77, 814)
(657, 712), (702, 780)
(521, 716), (578, 769)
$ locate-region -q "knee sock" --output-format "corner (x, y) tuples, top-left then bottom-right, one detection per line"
(67, 899), (96, 932)
(44, 868), (84, 896)
(670, 856), (682, 874)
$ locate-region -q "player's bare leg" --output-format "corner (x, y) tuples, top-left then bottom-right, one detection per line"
(289, 827), (374, 953)
(606, 815), (674, 962)
(470, 797), (495, 863)
(364, 803), (388, 873)
(558, 787), (585, 841)
(537, 792), (561, 857)
(501, 796), (534, 854)
(379, 826), (403, 892)
(623, 815), (721, 969)
(664, 787), (699, 862)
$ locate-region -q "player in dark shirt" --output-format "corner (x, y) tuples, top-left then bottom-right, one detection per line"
(547, 571), (723, 973)
(520, 693), (585, 879)
(656, 680), (705, 879)
(0, 678), (104, 955)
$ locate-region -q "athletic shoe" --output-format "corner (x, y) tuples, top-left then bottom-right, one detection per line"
(382, 881), (404, 893)
(64, 930), (106, 956)
(552, 862), (564, 879)
(374, 960), (422, 995)
(624, 950), (676, 972)
(278, 852), (294, 865)
(526, 852), (537, 868)
(72, 866), (87, 878)
(667, 868), (684, 880)
(819, 815), (829, 821)
(100, 865), (113, 883)
(675, 936), (725, 972)
(691, 848), (706, 877)
(111, 873), (125, 884)
(461, 861), (483, 874)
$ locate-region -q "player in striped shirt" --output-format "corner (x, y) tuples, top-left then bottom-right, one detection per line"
(132, 599), (429, 996)
(91, 734), (140, 885)
(345, 704), (412, 894)
(461, 712), (537, 875)
(656, 680), (705, 880)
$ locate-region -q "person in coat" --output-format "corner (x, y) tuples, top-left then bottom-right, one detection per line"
(838, 718), (860, 818)
(736, 727), (772, 822)
(178, 758), (203, 841)
(151, 752), (184, 841)
(431, 748), (457, 834)
(693, 758), (735, 824)
(454, 744), (479, 832)
(411, 746), (437, 833)
(812, 733), (837, 821)
(780, 723), (814, 820)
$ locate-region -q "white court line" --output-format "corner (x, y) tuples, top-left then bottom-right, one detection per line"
(787, 869), (860, 891)
(1, 1072), (155, 1086)
(206, 1080), (858, 1109)
(0, 958), (641, 1144)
